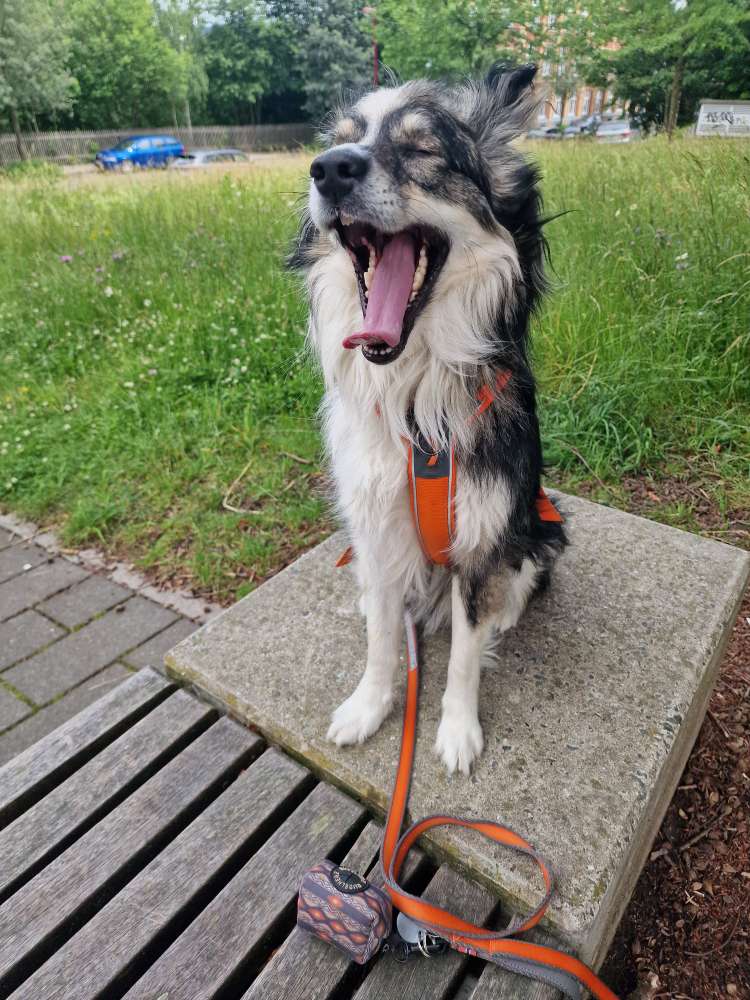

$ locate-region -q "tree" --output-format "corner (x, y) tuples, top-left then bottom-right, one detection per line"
(268, 1), (372, 123)
(203, 1), (371, 126)
(67, 0), (179, 129)
(153, 0), (209, 132)
(0, 0), (76, 158)
(377, 0), (610, 120)
(595, 0), (750, 134)
(202, 1), (277, 124)
(377, 0), (514, 80)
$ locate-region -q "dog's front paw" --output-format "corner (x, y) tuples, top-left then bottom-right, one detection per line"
(327, 683), (393, 746)
(435, 707), (484, 776)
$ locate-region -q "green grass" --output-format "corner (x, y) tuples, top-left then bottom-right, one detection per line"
(0, 140), (748, 600)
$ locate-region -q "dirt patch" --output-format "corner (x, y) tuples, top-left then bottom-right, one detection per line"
(574, 473), (750, 551)
(599, 475), (749, 1000)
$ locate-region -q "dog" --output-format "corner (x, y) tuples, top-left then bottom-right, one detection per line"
(290, 63), (567, 775)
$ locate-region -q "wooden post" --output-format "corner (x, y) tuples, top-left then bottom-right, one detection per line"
(10, 108), (27, 161)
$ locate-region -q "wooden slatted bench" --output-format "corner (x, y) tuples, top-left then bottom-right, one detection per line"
(0, 668), (564, 1000)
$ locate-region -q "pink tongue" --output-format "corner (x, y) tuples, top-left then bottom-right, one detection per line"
(342, 232), (416, 349)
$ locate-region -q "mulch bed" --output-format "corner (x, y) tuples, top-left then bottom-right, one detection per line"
(600, 476), (749, 1000)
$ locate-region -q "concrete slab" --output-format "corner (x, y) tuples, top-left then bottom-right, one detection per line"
(166, 494), (750, 967)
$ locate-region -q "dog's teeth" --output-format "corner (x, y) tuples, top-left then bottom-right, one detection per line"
(364, 268), (372, 289)
(340, 212), (354, 225)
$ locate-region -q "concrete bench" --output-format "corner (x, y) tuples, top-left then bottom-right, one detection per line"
(165, 493), (749, 975)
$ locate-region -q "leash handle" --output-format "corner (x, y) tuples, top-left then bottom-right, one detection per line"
(380, 613), (620, 1000)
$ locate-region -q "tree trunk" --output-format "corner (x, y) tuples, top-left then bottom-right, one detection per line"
(10, 107), (27, 160)
(184, 97), (193, 139)
(666, 60), (684, 139)
(171, 101), (179, 130)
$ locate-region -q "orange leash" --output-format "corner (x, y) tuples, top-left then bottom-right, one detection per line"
(379, 613), (620, 1000)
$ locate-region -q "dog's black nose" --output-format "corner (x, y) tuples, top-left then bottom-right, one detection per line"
(310, 145), (371, 201)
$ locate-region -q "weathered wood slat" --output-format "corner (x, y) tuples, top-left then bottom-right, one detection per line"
(0, 717), (261, 993)
(353, 865), (498, 1000)
(244, 824), (427, 1000)
(467, 930), (566, 999)
(124, 781), (366, 1000)
(0, 668), (172, 829)
(10, 748), (311, 1000)
(0, 690), (213, 901)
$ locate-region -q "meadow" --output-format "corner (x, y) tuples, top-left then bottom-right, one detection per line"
(0, 139), (748, 601)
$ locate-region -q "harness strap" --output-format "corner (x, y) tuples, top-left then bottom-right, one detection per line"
(406, 370), (562, 564)
(380, 613), (620, 1000)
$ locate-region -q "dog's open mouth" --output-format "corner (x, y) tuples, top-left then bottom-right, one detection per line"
(334, 216), (449, 365)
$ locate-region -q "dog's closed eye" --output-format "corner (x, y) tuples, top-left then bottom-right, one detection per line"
(403, 145), (439, 158)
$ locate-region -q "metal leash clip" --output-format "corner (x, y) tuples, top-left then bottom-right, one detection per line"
(388, 913), (449, 962)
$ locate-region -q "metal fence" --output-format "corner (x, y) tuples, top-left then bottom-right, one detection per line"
(0, 123), (316, 166)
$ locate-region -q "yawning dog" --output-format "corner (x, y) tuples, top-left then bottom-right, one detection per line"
(290, 63), (567, 775)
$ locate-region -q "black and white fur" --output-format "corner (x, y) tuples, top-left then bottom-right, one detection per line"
(291, 64), (567, 774)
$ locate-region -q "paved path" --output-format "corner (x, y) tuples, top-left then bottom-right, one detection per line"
(0, 525), (198, 766)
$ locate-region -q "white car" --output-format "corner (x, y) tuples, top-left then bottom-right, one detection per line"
(595, 120), (641, 144)
(171, 148), (250, 169)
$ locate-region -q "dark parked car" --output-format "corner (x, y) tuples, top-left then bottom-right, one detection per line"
(562, 114), (602, 139)
(527, 125), (563, 140)
(171, 148), (250, 169)
(95, 136), (185, 171)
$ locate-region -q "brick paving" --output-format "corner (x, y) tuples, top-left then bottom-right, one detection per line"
(0, 530), (199, 764)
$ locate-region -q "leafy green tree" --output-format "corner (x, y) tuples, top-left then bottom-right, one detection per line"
(377, 0), (609, 120)
(68, 0), (178, 129)
(0, 0), (76, 157)
(202, 1), (277, 124)
(153, 0), (209, 131)
(377, 0), (512, 79)
(204, 1), (370, 125)
(595, 0), (750, 133)
(268, 1), (372, 123)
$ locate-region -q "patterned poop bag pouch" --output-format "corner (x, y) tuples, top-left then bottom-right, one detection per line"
(297, 859), (392, 964)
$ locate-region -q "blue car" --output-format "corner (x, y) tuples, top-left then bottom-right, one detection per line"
(95, 135), (185, 171)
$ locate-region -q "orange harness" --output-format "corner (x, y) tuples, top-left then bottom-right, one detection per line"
(336, 370), (562, 570)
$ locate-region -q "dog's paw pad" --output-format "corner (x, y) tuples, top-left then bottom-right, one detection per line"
(327, 687), (393, 747)
(434, 711), (484, 776)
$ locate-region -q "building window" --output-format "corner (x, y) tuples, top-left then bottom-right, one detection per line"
(554, 94), (562, 115)
(548, 13), (556, 26)
(581, 91), (591, 115)
(594, 91), (602, 112)
(541, 61), (551, 77)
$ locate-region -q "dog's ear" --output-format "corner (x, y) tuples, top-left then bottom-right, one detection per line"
(484, 63), (538, 106)
(464, 62), (542, 147)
